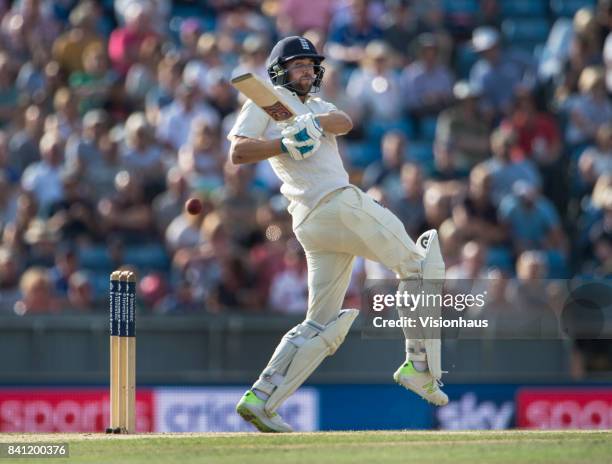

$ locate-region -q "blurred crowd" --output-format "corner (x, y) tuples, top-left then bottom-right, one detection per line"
(0, 0), (611, 317)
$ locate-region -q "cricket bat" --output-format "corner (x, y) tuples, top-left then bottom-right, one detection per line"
(231, 73), (297, 122)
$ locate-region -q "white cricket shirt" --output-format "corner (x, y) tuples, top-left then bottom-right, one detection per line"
(227, 86), (350, 228)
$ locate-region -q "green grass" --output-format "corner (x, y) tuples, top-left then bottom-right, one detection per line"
(1, 430), (610, 464)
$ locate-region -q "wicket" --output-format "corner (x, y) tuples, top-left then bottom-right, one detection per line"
(106, 270), (136, 434)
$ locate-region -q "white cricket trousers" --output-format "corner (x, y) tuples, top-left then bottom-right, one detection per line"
(294, 185), (425, 326)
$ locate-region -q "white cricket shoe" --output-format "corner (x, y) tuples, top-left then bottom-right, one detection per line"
(236, 390), (293, 433)
(393, 361), (449, 406)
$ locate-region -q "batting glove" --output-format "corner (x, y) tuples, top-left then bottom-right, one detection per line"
(280, 136), (321, 161)
(281, 113), (323, 145)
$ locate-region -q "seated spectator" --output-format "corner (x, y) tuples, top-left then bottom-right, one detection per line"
(47, 172), (98, 242)
(380, 0), (419, 62)
(165, 206), (205, 253)
(502, 87), (562, 166)
(124, 36), (163, 105)
(8, 105), (45, 177)
(347, 40), (404, 126)
(446, 240), (489, 283)
(362, 130), (406, 194)
(483, 127), (541, 206)
(434, 80), (490, 176)
(566, 66), (612, 149)
(579, 123), (612, 189)
(65, 109), (108, 177)
(66, 271), (94, 311)
(0, 173), (18, 233)
(277, 0), (334, 36)
(145, 56), (182, 126)
(0, 53), (19, 128)
(97, 170), (156, 243)
(156, 83), (220, 152)
(152, 167), (189, 234)
(48, 246), (80, 298)
(213, 161), (262, 248)
(52, 0), (105, 75)
(452, 164), (509, 248)
(402, 33), (454, 117)
(209, 251), (261, 313)
(14, 267), (59, 315)
(320, 63), (365, 138)
(69, 43), (118, 114)
(0, 247), (22, 312)
(389, 163), (427, 238)
(269, 239), (308, 314)
(108, 2), (158, 76)
(52, 87), (81, 140)
(121, 112), (165, 182)
(326, 0), (382, 64)
(423, 184), (451, 229)
(21, 131), (65, 215)
(231, 34), (270, 80)
(469, 27), (535, 122)
(2, 191), (38, 254)
(0, 132), (16, 185)
(499, 181), (567, 259)
(178, 117), (224, 192)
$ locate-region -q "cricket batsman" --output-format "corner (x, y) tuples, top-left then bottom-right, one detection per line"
(228, 36), (448, 433)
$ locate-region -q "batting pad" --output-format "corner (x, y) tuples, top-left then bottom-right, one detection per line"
(265, 308), (359, 414)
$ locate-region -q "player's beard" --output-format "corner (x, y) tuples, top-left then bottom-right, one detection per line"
(292, 76), (314, 95)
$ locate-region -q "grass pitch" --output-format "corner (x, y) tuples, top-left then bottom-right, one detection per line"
(1, 430), (610, 464)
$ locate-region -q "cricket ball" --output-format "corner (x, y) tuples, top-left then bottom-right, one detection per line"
(185, 197), (203, 215)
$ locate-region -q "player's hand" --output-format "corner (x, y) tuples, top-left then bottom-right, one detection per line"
(281, 136), (321, 161)
(281, 113), (323, 144)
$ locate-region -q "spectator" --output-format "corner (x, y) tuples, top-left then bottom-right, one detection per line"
(402, 33), (453, 116)
(178, 117), (224, 192)
(21, 131), (65, 215)
(108, 2), (158, 76)
(52, 0), (105, 75)
(484, 127), (541, 206)
(0, 173), (18, 233)
(97, 170), (155, 243)
(434, 80), (490, 177)
(66, 271), (94, 311)
(380, 0), (420, 61)
(389, 163), (427, 238)
(69, 43), (118, 114)
(8, 104), (45, 176)
(347, 41), (404, 126)
(52, 87), (81, 140)
(14, 267), (59, 315)
(362, 130), (406, 194)
(48, 246), (80, 297)
(452, 164), (509, 248)
(277, 0), (334, 36)
(121, 112), (165, 182)
(0, 247), (22, 312)
(566, 66), (612, 149)
(0, 52), (18, 128)
(47, 171), (98, 242)
(156, 83), (220, 152)
(152, 167), (189, 234)
(269, 239), (308, 314)
(469, 26), (535, 122)
(326, 0), (383, 64)
(579, 123), (612, 188)
(499, 181), (567, 259)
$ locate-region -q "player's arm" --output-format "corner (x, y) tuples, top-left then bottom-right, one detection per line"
(316, 111), (353, 136)
(229, 135), (284, 165)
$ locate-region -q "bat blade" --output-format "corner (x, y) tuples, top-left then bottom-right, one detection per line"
(231, 73), (297, 121)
